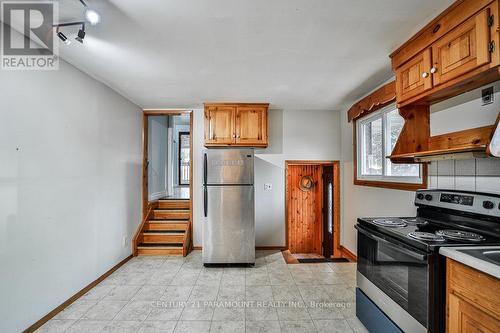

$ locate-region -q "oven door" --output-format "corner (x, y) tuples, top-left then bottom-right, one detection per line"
(356, 225), (429, 329)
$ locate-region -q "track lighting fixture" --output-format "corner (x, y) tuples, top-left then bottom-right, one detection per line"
(75, 25), (86, 43)
(53, 22), (86, 45)
(57, 31), (71, 45)
(53, 0), (100, 46)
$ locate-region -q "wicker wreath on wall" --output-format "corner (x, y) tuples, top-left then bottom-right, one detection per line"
(299, 175), (315, 192)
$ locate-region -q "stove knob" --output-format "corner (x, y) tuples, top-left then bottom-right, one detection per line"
(483, 200), (494, 209)
(425, 194), (433, 201)
(417, 193), (424, 200)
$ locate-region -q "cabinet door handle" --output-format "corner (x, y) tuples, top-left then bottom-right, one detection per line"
(422, 72), (429, 78)
(430, 67), (437, 74)
(233, 134), (236, 138)
(237, 135), (240, 138)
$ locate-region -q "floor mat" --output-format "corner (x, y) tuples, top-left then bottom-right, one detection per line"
(281, 250), (352, 264)
(297, 258), (350, 263)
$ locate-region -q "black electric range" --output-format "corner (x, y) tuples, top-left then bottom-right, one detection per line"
(358, 215), (500, 252)
(355, 189), (500, 333)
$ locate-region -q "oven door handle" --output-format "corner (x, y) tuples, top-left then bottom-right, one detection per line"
(357, 226), (427, 261)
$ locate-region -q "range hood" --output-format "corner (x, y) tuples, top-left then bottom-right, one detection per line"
(390, 113), (500, 163)
(414, 151), (489, 163)
(488, 116), (500, 157)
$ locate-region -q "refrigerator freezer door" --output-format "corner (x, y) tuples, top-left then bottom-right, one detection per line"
(204, 149), (254, 185)
(203, 185), (255, 264)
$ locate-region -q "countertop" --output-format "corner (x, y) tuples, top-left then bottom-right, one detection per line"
(439, 246), (500, 279)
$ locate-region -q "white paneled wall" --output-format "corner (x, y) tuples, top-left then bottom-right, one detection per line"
(428, 158), (500, 193)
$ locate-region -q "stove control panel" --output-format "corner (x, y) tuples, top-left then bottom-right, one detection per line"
(415, 190), (500, 217)
(440, 193), (474, 206)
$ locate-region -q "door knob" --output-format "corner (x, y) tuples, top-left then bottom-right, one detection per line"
(422, 72), (429, 78)
(430, 67), (438, 74)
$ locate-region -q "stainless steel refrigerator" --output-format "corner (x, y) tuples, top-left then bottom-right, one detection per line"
(203, 149), (255, 265)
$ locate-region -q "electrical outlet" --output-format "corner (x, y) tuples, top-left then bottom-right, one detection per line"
(482, 86), (494, 105)
(123, 236), (128, 247)
(264, 183), (272, 191)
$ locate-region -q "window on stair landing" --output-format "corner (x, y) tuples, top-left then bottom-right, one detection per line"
(178, 132), (190, 185)
(356, 104), (422, 185)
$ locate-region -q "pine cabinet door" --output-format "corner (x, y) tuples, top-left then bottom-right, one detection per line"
(432, 9), (491, 86)
(204, 106), (235, 145)
(235, 106), (267, 146)
(448, 293), (500, 333)
(395, 48), (433, 103)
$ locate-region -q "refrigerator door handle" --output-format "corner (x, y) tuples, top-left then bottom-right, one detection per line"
(204, 186), (208, 218)
(203, 153), (208, 185)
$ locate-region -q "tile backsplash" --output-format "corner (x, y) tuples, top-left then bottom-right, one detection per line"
(428, 158), (500, 194)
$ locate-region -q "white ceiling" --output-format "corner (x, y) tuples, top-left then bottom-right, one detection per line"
(52, 0), (454, 109)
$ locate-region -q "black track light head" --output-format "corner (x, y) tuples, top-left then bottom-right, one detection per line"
(75, 25), (86, 43)
(57, 31), (71, 45)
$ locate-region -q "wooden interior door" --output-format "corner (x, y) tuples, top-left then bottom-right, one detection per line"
(286, 164), (322, 254)
(235, 106), (267, 146)
(448, 293), (500, 333)
(204, 106), (235, 145)
(432, 9), (491, 86)
(395, 48), (432, 103)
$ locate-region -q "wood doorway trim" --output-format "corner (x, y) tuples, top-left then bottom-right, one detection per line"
(141, 109), (193, 241)
(285, 160), (341, 258)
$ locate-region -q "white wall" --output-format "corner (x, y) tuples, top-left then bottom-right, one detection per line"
(0, 45), (142, 332)
(148, 116), (168, 200)
(191, 109), (342, 247)
(339, 81), (500, 255)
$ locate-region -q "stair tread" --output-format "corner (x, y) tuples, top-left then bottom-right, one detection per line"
(143, 230), (185, 234)
(149, 219), (189, 223)
(158, 199), (189, 202)
(138, 243), (183, 248)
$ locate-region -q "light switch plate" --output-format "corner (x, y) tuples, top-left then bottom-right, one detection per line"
(264, 183), (272, 191)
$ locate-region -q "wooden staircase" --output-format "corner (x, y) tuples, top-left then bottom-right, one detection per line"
(133, 200), (191, 256)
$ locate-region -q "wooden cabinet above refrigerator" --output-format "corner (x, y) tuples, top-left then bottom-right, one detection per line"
(204, 103), (269, 147)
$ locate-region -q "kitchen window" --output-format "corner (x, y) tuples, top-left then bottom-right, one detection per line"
(355, 104), (425, 189)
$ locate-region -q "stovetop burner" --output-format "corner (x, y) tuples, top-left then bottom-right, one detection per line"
(408, 231), (445, 242)
(372, 219), (407, 227)
(435, 229), (485, 242)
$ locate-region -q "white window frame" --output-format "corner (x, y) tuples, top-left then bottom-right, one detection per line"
(356, 103), (423, 184)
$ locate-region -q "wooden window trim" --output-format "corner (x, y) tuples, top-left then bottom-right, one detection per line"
(348, 81), (427, 191)
(353, 118), (428, 191)
(347, 81), (396, 122)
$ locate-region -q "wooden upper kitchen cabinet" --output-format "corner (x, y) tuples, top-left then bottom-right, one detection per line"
(446, 258), (500, 333)
(395, 48), (432, 102)
(391, 0), (500, 107)
(432, 8), (492, 86)
(204, 103), (269, 147)
(204, 105), (236, 145)
(235, 106), (267, 146)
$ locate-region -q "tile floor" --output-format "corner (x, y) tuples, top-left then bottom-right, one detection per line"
(36, 250), (368, 333)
